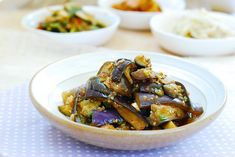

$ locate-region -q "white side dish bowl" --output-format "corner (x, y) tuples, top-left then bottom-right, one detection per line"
(150, 11), (235, 56)
(30, 51), (226, 150)
(98, 0), (185, 30)
(22, 5), (120, 46)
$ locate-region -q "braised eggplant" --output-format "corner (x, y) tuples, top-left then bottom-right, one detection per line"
(175, 81), (191, 106)
(87, 77), (110, 95)
(135, 93), (158, 109)
(139, 82), (164, 96)
(156, 95), (190, 111)
(97, 61), (114, 82)
(131, 68), (156, 80)
(58, 55), (204, 130)
(106, 76), (132, 97)
(113, 96), (148, 130)
(92, 110), (123, 126)
(111, 59), (132, 83)
(134, 55), (151, 68)
(149, 104), (185, 126)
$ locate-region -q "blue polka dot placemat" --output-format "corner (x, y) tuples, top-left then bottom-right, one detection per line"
(0, 83), (234, 157)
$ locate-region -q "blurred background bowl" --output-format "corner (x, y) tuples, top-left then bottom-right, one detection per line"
(22, 5), (120, 46)
(98, 0), (186, 30)
(150, 11), (235, 56)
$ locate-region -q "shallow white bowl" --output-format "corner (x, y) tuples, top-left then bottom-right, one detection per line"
(30, 51), (226, 150)
(150, 11), (235, 56)
(22, 5), (120, 46)
(98, 0), (185, 30)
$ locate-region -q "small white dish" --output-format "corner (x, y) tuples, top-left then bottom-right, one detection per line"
(30, 51), (226, 150)
(150, 11), (235, 56)
(206, 0), (235, 13)
(98, 0), (185, 30)
(22, 5), (120, 46)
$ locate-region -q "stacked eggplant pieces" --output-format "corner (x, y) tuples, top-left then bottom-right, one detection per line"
(59, 55), (203, 130)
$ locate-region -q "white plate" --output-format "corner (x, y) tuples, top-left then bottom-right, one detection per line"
(150, 11), (235, 56)
(22, 5), (120, 46)
(98, 0), (185, 30)
(30, 51), (226, 150)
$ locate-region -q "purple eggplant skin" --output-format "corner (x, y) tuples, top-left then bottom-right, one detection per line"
(124, 63), (137, 84)
(85, 77), (111, 101)
(112, 96), (148, 130)
(131, 68), (155, 80)
(175, 81), (191, 106)
(85, 89), (109, 101)
(169, 81), (203, 116)
(111, 59), (132, 83)
(92, 110), (123, 127)
(97, 61), (114, 82)
(139, 82), (164, 96)
(157, 95), (190, 111)
(87, 77), (110, 95)
(73, 85), (86, 114)
(190, 103), (204, 116)
(134, 55), (151, 68)
(108, 76), (132, 97)
(135, 93), (158, 109)
(135, 93), (191, 112)
(157, 96), (203, 116)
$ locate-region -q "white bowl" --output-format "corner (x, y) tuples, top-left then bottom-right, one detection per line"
(98, 0), (185, 30)
(150, 11), (235, 56)
(30, 51), (226, 150)
(206, 0), (235, 13)
(22, 5), (120, 46)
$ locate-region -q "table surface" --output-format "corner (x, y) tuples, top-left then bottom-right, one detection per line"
(0, 9), (235, 95)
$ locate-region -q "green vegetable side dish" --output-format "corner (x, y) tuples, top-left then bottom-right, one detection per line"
(37, 4), (106, 33)
(59, 55), (204, 130)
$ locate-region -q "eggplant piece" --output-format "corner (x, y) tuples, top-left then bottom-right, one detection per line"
(62, 89), (76, 106)
(112, 96), (148, 130)
(162, 121), (177, 129)
(159, 96), (203, 116)
(139, 82), (164, 96)
(86, 89), (109, 101)
(97, 61), (114, 82)
(78, 100), (101, 117)
(163, 81), (192, 106)
(175, 81), (191, 106)
(190, 103), (204, 116)
(163, 83), (180, 98)
(124, 63), (137, 84)
(59, 89), (77, 116)
(59, 104), (73, 117)
(73, 85), (86, 114)
(85, 77), (111, 101)
(134, 55), (151, 68)
(156, 95), (190, 111)
(111, 59), (132, 83)
(105, 76), (132, 97)
(131, 68), (156, 80)
(135, 93), (158, 109)
(92, 109), (123, 126)
(87, 77), (110, 95)
(174, 82), (204, 116)
(149, 104), (185, 126)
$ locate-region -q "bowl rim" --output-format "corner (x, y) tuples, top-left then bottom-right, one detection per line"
(29, 51), (227, 136)
(150, 10), (235, 42)
(98, 0), (186, 15)
(21, 5), (120, 35)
